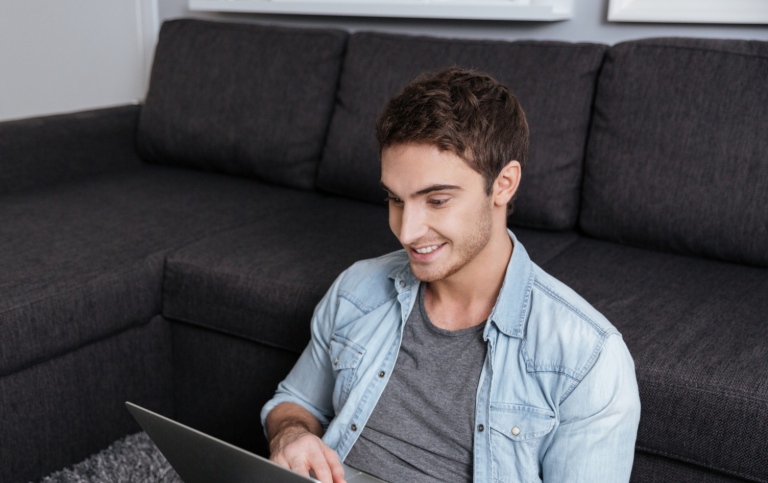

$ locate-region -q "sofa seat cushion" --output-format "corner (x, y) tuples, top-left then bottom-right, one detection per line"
(0, 166), (316, 378)
(138, 19), (347, 190)
(581, 38), (768, 267)
(540, 238), (768, 481)
(316, 31), (607, 230)
(513, 228), (580, 266)
(631, 451), (745, 483)
(163, 195), (400, 353)
(163, 216), (579, 354)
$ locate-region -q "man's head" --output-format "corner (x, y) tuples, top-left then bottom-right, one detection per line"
(376, 67), (528, 212)
(378, 68), (528, 283)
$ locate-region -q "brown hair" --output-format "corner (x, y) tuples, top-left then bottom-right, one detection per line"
(376, 67), (528, 211)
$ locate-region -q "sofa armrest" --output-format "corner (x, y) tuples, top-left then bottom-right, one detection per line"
(0, 105), (144, 195)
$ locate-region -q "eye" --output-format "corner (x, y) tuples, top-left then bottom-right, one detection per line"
(385, 195), (403, 205)
(428, 197), (449, 207)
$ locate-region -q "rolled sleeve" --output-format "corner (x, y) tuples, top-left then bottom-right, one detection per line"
(260, 275), (343, 434)
(543, 334), (641, 482)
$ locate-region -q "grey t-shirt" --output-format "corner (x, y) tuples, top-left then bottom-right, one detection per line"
(345, 283), (487, 483)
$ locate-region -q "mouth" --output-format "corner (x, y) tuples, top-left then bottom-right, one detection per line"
(408, 242), (446, 261)
(414, 244), (441, 254)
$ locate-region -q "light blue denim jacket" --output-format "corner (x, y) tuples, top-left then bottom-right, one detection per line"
(261, 231), (641, 482)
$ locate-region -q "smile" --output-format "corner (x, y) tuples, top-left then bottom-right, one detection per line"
(414, 245), (441, 254)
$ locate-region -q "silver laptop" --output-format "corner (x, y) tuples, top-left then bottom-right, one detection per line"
(126, 402), (385, 483)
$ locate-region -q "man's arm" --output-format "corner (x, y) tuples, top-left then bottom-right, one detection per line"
(542, 335), (641, 482)
(266, 402), (346, 483)
(260, 270), (351, 483)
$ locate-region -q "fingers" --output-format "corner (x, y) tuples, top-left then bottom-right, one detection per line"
(305, 450), (334, 483)
(322, 443), (347, 483)
(270, 433), (346, 483)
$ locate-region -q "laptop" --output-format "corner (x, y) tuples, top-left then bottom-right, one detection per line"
(126, 402), (385, 483)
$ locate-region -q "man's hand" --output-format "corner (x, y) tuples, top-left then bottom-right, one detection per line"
(270, 425), (346, 483)
(266, 402), (346, 483)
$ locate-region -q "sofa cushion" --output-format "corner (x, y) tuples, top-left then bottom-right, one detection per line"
(316, 32), (607, 230)
(0, 166), (316, 378)
(163, 196), (400, 353)
(540, 238), (768, 481)
(138, 19), (347, 190)
(163, 212), (579, 354)
(631, 452), (745, 483)
(514, 228), (580, 266)
(581, 38), (768, 268)
(0, 105), (143, 196)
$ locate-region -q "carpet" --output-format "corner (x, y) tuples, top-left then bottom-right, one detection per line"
(39, 432), (182, 483)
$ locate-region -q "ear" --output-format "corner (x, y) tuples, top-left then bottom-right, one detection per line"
(492, 160), (521, 208)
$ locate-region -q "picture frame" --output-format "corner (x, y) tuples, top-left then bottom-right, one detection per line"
(188, 0), (574, 21)
(607, 0), (768, 24)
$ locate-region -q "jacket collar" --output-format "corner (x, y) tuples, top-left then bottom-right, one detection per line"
(486, 229), (533, 339)
(389, 229), (533, 339)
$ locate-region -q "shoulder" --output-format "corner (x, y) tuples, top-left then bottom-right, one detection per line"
(522, 263), (622, 382)
(332, 249), (407, 313)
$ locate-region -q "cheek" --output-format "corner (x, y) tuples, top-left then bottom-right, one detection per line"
(388, 208), (401, 236)
(451, 198), (492, 237)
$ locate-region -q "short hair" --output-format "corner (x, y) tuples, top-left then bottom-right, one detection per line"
(376, 67), (528, 212)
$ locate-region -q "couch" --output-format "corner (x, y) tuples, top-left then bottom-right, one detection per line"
(1, 18), (766, 483)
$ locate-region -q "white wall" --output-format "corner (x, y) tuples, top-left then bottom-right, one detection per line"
(1, 0), (765, 122)
(0, 0), (158, 122)
(161, 0), (768, 44)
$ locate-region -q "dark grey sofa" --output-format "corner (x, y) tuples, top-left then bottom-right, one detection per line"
(1, 18), (766, 483)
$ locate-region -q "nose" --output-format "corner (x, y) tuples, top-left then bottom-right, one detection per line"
(397, 202), (429, 245)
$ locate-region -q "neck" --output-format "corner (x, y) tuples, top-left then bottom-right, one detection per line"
(425, 228), (513, 330)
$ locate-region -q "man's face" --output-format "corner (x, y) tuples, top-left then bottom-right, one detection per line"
(381, 143), (494, 283)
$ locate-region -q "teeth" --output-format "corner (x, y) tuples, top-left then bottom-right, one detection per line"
(415, 245), (440, 254)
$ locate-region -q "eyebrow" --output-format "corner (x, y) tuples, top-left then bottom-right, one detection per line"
(380, 181), (462, 198)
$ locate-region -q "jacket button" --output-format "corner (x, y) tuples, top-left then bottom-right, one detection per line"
(511, 427), (521, 436)
(351, 424), (358, 431)
(477, 424), (484, 432)
(333, 358), (339, 365)
(400, 280), (406, 287)
(379, 371), (386, 378)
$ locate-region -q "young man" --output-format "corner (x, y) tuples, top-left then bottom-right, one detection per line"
(261, 68), (641, 483)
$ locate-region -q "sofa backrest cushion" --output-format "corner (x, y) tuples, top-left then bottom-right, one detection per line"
(581, 38), (768, 267)
(316, 32), (607, 230)
(137, 19), (347, 190)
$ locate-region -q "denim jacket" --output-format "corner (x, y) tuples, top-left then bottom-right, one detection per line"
(262, 231), (641, 482)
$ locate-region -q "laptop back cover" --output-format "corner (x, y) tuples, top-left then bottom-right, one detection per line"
(126, 402), (316, 483)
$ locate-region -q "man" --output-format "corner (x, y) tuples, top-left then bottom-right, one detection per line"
(261, 68), (641, 483)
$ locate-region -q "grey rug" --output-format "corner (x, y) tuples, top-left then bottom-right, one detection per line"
(39, 432), (182, 483)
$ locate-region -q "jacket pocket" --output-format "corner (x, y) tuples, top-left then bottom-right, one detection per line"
(329, 335), (365, 410)
(490, 404), (556, 483)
